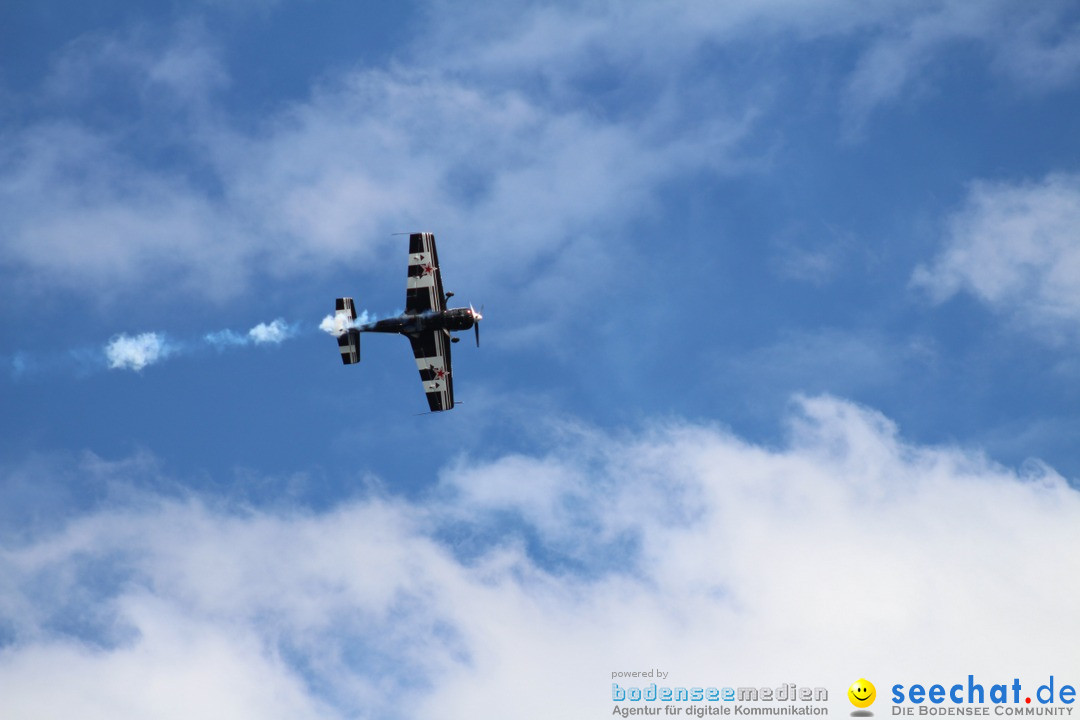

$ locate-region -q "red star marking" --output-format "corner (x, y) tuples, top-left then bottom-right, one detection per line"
(430, 366), (447, 380)
(413, 253), (435, 276)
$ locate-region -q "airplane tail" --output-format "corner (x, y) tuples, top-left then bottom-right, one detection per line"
(334, 297), (361, 364)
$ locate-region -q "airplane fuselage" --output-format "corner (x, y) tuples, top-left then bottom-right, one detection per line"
(361, 307), (478, 337)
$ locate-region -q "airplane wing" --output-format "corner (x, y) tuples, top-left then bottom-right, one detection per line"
(408, 330), (454, 412)
(405, 232), (446, 315)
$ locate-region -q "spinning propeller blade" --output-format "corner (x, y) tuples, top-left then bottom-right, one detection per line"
(471, 303), (483, 347)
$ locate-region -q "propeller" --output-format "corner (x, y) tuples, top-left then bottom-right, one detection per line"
(471, 303), (484, 347)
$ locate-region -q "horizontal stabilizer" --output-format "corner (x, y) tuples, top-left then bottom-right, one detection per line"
(335, 297), (358, 322)
(337, 328), (360, 365)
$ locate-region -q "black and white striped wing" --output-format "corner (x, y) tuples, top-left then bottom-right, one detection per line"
(407, 330), (454, 412)
(405, 232), (446, 315)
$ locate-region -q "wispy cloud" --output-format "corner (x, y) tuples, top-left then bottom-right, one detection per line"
(0, 0), (1075, 362)
(12, 2), (1077, 307)
(7, 352), (31, 379)
(913, 172), (1080, 341)
(841, 1), (1080, 130)
(0, 17), (754, 307)
(0, 396), (1076, 718)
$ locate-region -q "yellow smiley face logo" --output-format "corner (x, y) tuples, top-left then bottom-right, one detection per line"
(848, 679), (876, 708)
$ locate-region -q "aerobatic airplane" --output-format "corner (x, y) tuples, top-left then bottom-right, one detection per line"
(330, 232), (482, 412)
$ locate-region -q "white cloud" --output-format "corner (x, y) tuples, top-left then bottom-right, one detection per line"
(0, 121), (244, 304)
(43, 20), (228, 109)
(104, 332), (172, 371)
(1, 396), (1077, 718)
(992, 4), (1080, 90)
(427, 0), (1080, 127)
(2, 1), (1078, 316)
(0, 16), (758, 308)
(841, 1), (998, 126)
(769, 223), (876, 286)
(421, 0), (878, 85)
(220, 68), (756, 288)
(913, 172), (1080, 339)
(841, 0), (1080, 128)
(0, 599), (331, 720)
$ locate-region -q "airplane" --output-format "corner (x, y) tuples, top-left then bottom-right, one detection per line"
(330, 232), (482, 412)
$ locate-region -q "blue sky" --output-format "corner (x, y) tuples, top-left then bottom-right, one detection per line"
(2, 1), (1080, 718)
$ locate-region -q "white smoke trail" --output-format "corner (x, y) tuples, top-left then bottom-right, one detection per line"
(318, 310), (373, 335)
(9, 313), (373, 379)
(105, 318), (300, 372)
(248, 319), (292, 344)
(105, 332), (174, 371)
(205, 318), (297, 349)
(202, 329), (247, 348)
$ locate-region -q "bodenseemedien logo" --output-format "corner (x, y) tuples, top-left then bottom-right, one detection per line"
(609, 676), (830, 717)
(849, 679), (877, 716)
